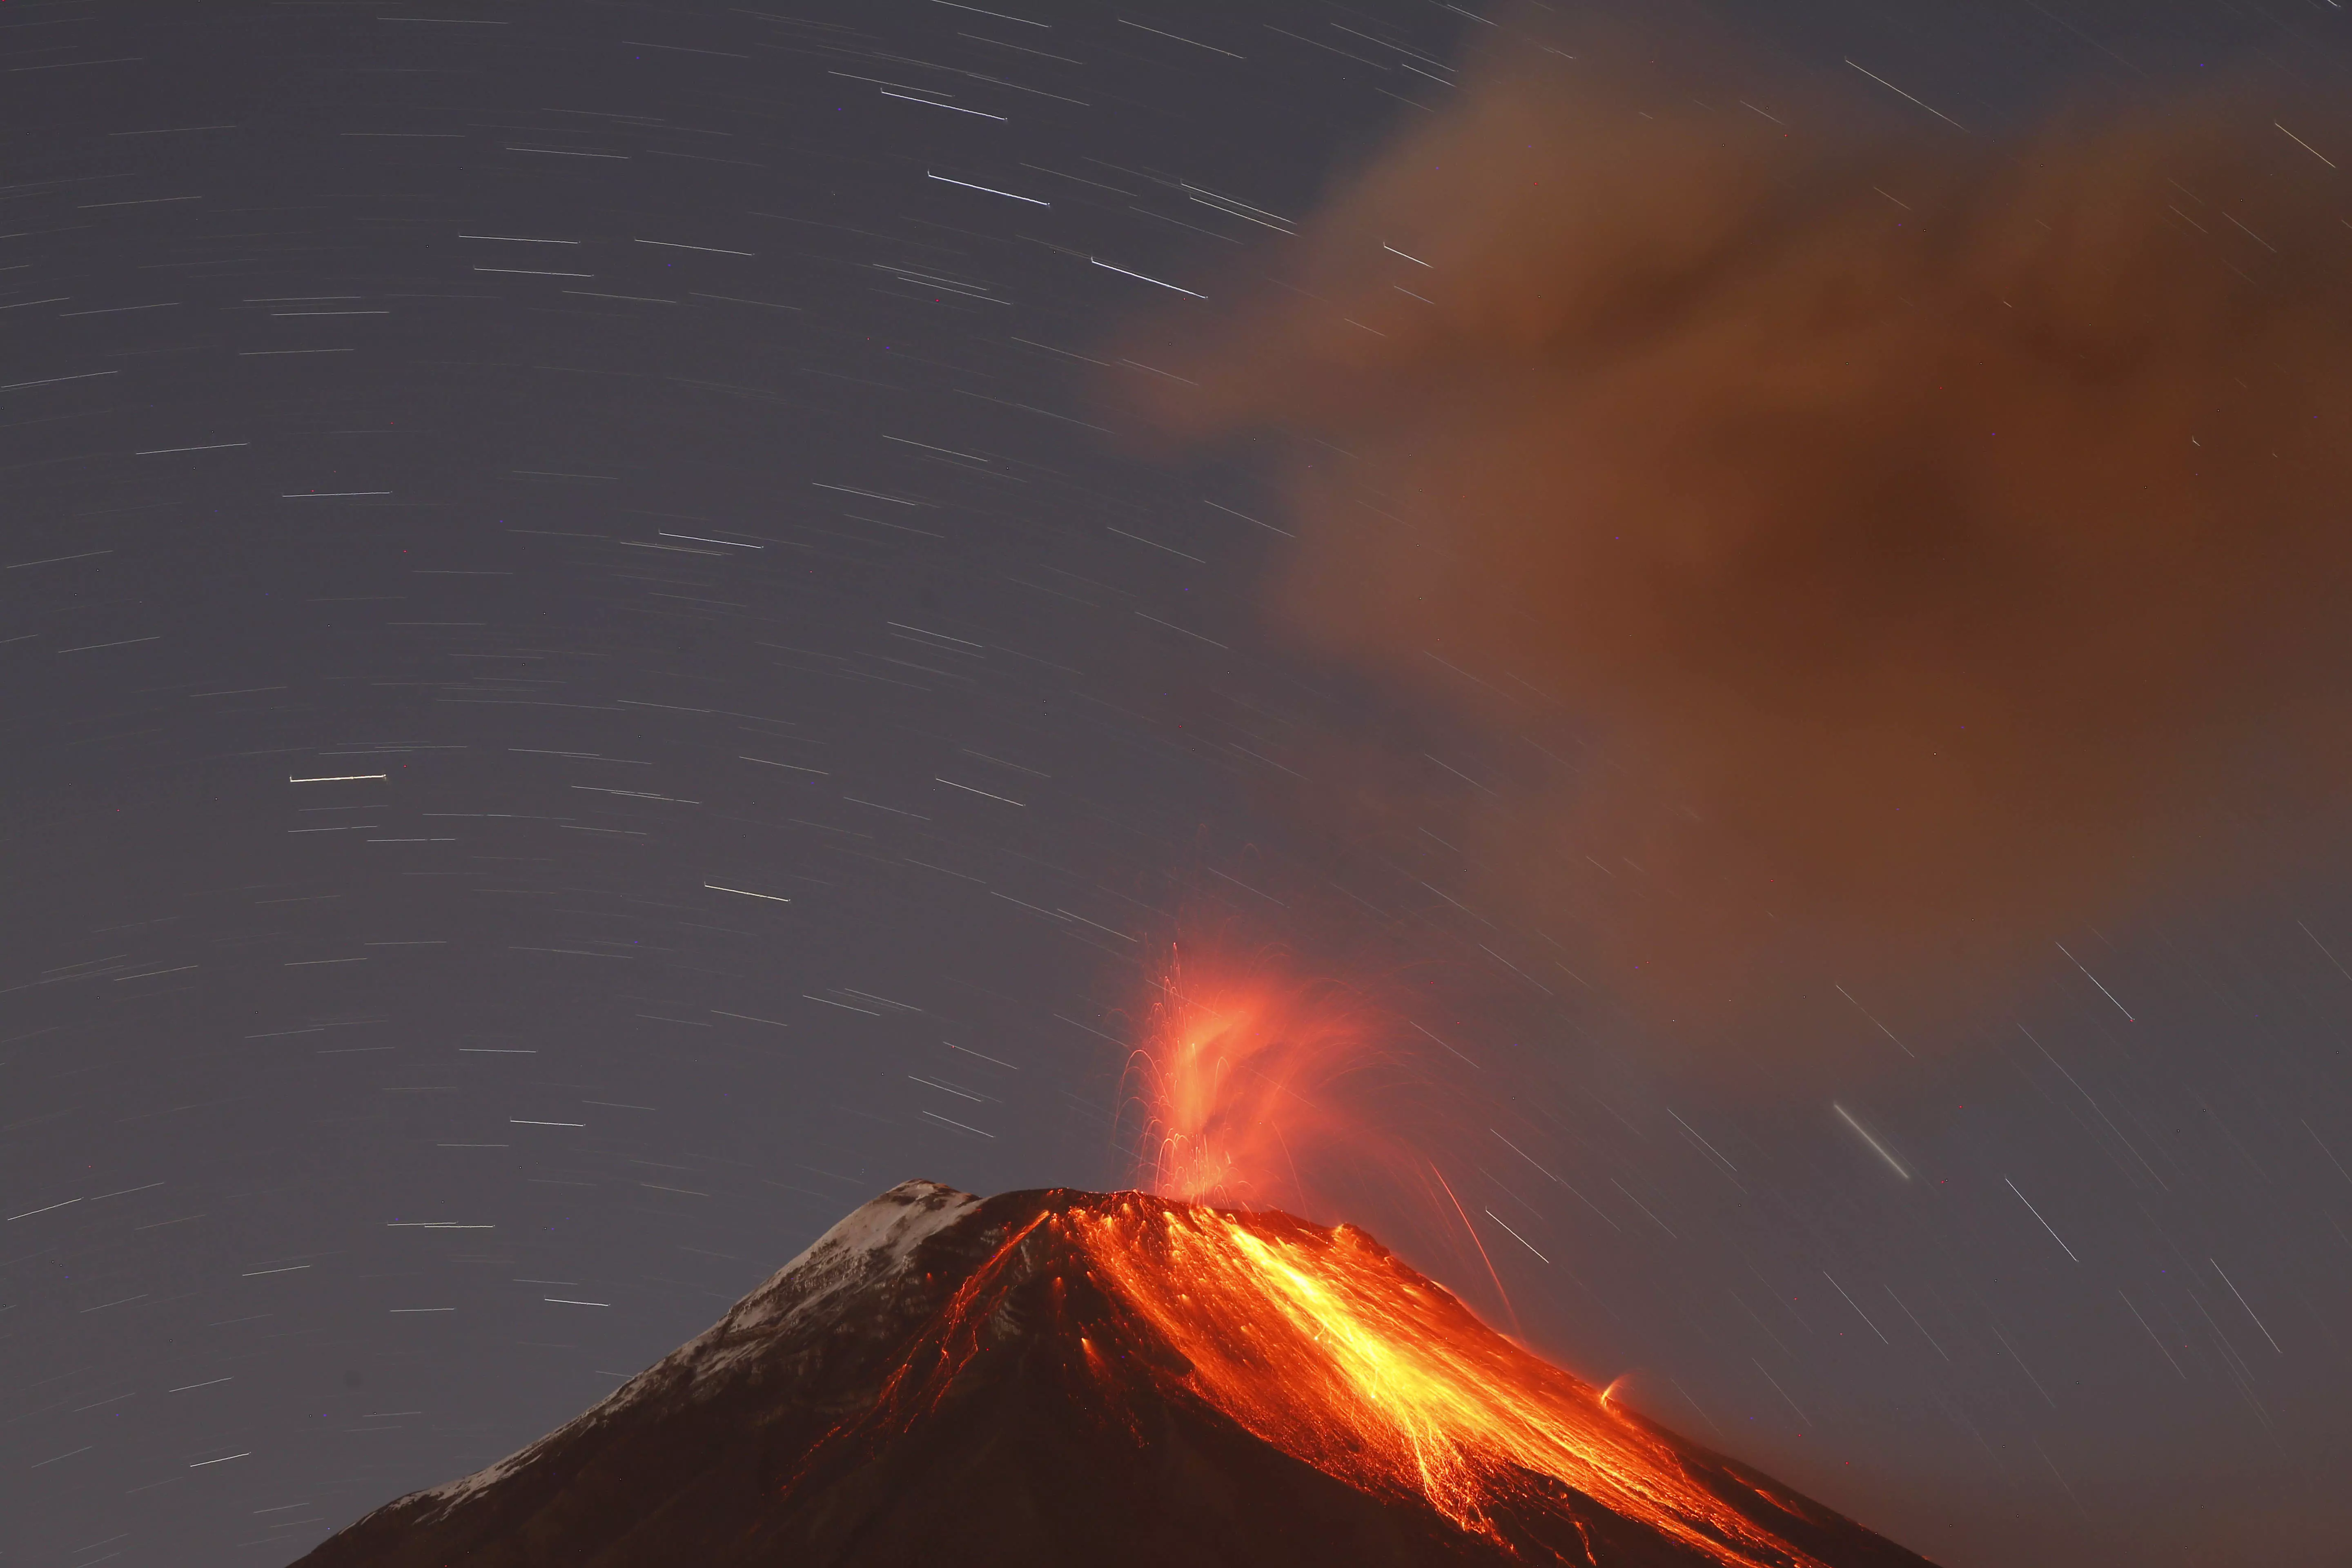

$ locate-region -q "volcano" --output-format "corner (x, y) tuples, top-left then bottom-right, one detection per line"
(292, 1180), (1934, 1567)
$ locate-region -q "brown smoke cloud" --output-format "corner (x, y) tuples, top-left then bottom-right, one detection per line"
(1115, 16), (2352, 1053)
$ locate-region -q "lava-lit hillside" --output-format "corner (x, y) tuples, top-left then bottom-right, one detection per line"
(292, 1180), (1936, 1568)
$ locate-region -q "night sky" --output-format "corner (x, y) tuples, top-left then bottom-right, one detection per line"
(6, 2), (2351, 1566)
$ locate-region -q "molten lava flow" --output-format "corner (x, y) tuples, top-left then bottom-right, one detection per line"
(807, 1187), (1839, 1564)
(1070, 1197), (1829, 1568)
(1099, 951), (1824, 1559)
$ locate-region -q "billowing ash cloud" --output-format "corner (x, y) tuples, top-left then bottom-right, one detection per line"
(1116, 16), (2352, 1049)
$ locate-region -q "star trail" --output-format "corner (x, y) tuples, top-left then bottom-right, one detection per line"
(4, 2), (2351, 1566)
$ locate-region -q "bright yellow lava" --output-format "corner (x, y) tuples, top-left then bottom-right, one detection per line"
(1071, 1200), (1829, 1568)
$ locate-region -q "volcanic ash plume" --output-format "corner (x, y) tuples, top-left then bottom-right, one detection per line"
(1118, 18), (2352, 1047)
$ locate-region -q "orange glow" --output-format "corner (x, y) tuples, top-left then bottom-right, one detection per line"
(1072, 1198), (1828, 1566)
(1123, 945), (1391, 1210)
(1085, 952), (1825, 1559)
(828, 1192), (1835, 1566)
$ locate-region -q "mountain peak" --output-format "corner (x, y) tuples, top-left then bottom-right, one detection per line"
(717, 1176), (979, 1335)
(294, 1184), (1934, 1568)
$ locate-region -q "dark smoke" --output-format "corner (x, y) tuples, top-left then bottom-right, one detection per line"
(1117, 16), (2352, 1055)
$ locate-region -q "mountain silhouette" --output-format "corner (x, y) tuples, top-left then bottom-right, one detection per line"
(292, 1180), (1936, 1567)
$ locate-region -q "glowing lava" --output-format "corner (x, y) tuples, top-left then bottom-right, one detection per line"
(1081, 1197), (1829, 1567)
(1090, 953), (1833, 1562)
(842, 1192), (1838, 1567)
(312, 1176), (1928, 1568)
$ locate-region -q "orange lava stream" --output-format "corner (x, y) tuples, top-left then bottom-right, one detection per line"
(1102, 951), (1826, 1561)
(1071, 1198), (1830, 1568)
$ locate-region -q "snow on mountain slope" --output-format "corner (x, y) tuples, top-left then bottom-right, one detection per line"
(399, 1179), (980, 1516)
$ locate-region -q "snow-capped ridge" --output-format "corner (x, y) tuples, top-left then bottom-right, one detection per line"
(404, 1179), (980, 1517)
(722, 1177), (979, 1334)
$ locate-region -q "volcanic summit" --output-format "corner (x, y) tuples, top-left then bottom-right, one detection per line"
(292, 1180), (1935, 1567)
